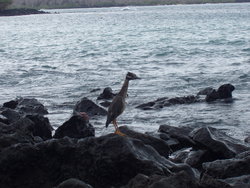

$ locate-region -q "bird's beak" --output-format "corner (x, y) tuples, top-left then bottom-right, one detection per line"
(135, 76), (141, 79)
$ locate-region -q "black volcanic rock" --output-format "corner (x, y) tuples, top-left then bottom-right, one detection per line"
(119, 126), (171, 158)
(244, 136), (250, 143)
(0, 120), (36, 151)
(54, 114), (95, 139)
(158, 125), (196, 151)
(1, 108), (21, 123)
(123, 170), (200, 188)
(97, 87), (116, 100)
(0, 135), (176, 188)
(16, 98), (48, 115)
(3, 100), (18, 109)
(197, 87), (214, 95)
(57, 178), (93, 188)
(136, 95), (201, 110)
(202, 154), (250, 179)
(206, 84), (235, 102)
(26, 114), (53, 140)
(190, 127), (249, 159)
(73, 97), (107, 117)
(0, 114), (9, 124)
(136, 84), (235, 110)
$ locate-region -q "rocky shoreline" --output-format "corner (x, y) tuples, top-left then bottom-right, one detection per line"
(0, 8), (48, 16)
(0, 84), (249, 188)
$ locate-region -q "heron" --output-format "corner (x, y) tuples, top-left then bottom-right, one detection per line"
(105, 72), (140, 136)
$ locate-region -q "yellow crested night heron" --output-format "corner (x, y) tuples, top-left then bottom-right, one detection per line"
(105, 72), (140, 136)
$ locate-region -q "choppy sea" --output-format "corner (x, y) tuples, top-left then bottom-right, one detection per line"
(0, 3), (250, 139)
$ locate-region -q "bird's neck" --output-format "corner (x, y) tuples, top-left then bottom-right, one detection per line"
(118, 78), (129, 98)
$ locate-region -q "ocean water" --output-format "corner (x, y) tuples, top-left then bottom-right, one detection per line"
(0, 3), (250, 140)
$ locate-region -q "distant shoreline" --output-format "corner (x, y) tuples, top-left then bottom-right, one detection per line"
(1, 1), (249, 16)
(0, 8), (48, 17)
(8, 0), (250, 10)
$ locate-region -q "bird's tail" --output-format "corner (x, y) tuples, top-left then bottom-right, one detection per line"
(105, 120), (110, 128)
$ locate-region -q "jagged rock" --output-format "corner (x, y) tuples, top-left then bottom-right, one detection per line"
(123, 171), (200, 188)
(0, 134), (198, 188)
(136, 96), (201, 110)
(190, 127), (249, 159)
(197, 87), (214, 95)
(11, 117), (35, 133)
(236, 150), (250, 159)
(99, 101), (111, 107)
(0, 114), (9, 124)
(1, 108), (21, 123)
(200, 174), (232, 188)
(220, 175), (250, 188)
(146, 131), (180, 151)
(136, 84), (235, 110)
(57, 178), (93, 188)
(206, 84), (235, 102)
(158, 125), (196, 151)
(97, 87), (116, 100)
(202, 154), (250, 179)
(26, 114), (53, 140)
(119, 126), (171, 158)
(0, 121), (36, 151)
(171, 148), (215, 170)
(73, 97), (107, 117)
(16, 98), (48, 115)
(244, 136), (250, 143)
(3, 100), (18, 109)
(54, 114), (95, 139)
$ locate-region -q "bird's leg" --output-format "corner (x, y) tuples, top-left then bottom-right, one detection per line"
(113, 119), (126, 136)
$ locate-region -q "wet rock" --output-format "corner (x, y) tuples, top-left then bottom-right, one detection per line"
(73, 97), (107, 117)
(244, 136), (250, 143)
(90, 88), (101, 93)
(54, 114), (95, 139)
(149, 170), (200, 188)
(202, 154), (250, 179)
(0, 135), (175, 188)
(200, 174), (232, 188)
(122, 173), (151, 188)
(99, 101), (111, 107)
(158, 125), (196, 151)
(1, 108), (21, 123)
(136, 95), (201, 110)
(57, 178), (93, 188)
(123, 171), (200, 188)
(11, 117), (35, 133)
(171, 148), (215, 170)
(119, 126), (171, 158)
(0, 133), (198, 188)
(206, 84), (235, 102)
(3, 100), (18, 109)
(0, 121), (36, 151)
(97, 87), (116, 100)
(236, 150), (250, 159)
(26, 114), (53, 140)
(190, 127), (249, 159)
(221, 175), (250, 188)
(146, 131), (180, 150)
(16, 98), (48, 115)
(197, 87), (214, 95)
(0, 114), (9, 124)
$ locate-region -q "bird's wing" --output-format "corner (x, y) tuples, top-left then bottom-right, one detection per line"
(105, 96), (125, 127)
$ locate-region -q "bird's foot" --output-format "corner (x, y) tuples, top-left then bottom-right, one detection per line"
(115, 129), (126, 137)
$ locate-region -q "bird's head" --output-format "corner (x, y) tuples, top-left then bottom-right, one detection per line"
(126, 72), (140, 80)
